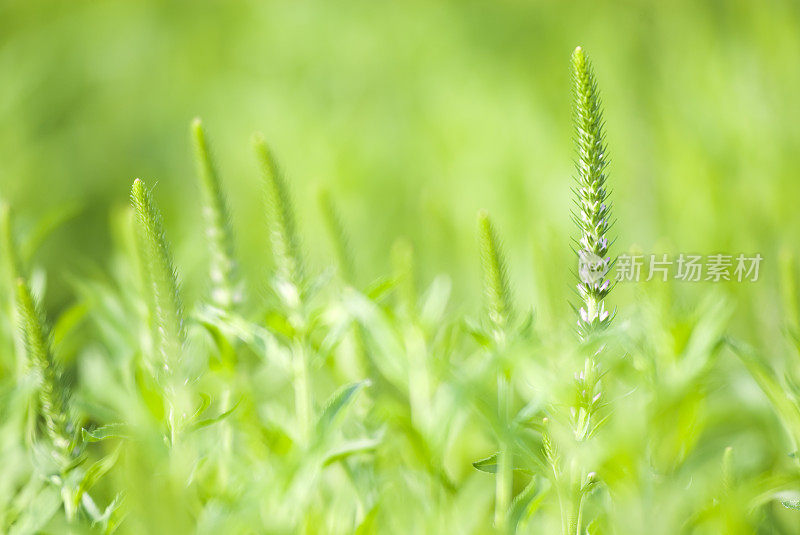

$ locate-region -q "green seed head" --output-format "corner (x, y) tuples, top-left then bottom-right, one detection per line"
(131, 178), (185, 373)
(0, 201), (20, 282)
(254, 134), (305, 292)
(477, 210), (513, 338)
(15, 277), (71, 455)
(571, 46), (613, 337)
(319, 189), (355, 284)
(191, 118), (238, 310)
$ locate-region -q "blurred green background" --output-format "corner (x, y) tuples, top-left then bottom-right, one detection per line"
(2, 0), (799, 341)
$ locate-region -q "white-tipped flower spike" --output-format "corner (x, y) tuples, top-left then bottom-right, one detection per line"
(131, 178), (185, 374)
(253, 134), (305, 294)
(191, 118), (239, 310)
(572, 46), (613, 338)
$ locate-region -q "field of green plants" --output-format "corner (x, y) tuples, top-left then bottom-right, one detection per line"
(3, 1), (800, 533)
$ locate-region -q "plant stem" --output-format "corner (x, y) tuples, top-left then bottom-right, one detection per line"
(565, 460), (581, 535)
(292, 340), (312, 444)
(549, 461), (568, 535)
(495, 371), (512, 531)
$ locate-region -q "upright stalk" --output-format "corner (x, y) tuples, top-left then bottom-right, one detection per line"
(292, 340), (312, 443)
(496, 371), (512, 531)
(0, 203), (26, 378)
(191, 118), (239, 310)
(572, 45), (612, 338)
(564, 45), (614, 535)
(254, 135), (313, 444)
(15, 277), (80, 522)
(131, 178), (186, 443)
(477, 211), (514, 530)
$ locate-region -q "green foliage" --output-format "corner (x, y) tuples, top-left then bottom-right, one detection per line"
(1, 42), (800, 535)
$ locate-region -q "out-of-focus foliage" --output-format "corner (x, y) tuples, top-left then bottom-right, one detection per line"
(2, 0), (799, 322)
(1, 1), (800, 533)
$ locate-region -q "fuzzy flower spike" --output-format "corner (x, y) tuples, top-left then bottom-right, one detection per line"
(572, 46), (613, 338)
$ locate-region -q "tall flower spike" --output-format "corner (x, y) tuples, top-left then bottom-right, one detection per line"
(478, 210), (513, 340)
(15, 278), (71, 456)
(319, 190), (355, 284)
(0, 202), (20, 283)
(253, 134), (305, 292)
(191, 118), (238, 310)
(477, 211), (515, 528)
(1, 202), (27, 375)
(131, 178), (185, 373)
(572, 46), (613, 338)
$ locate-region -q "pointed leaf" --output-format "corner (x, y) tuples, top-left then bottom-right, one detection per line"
(473, 452), (501, 474)
(187, 399), (241, 432)
(316, 380), (370, 439)
(82, 424), (129, 443)
(75, 447), (121, 507)
(322, 436), (382, 466)
(508, 477), (549, 533)
(472, 452), (534, 475)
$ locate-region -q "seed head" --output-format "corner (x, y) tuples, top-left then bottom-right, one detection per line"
(571, 46), (613, 337)
(191, 118), (239, 310)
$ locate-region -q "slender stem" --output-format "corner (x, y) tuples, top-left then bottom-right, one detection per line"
(552, 464), (568, 535)
(62, 486), (76, 523)
(567, 471), (580, 535)
(405, 328), (430, 432)
(575, 491), (587, 535)
(495, 372), (512, 531)
(293, 340), (312, 444)
(220, 386), (233, 485)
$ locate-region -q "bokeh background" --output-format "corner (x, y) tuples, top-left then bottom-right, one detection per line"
(2, 0), (799, 343)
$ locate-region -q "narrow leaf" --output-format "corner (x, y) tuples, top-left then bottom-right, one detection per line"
(74, 446), (121, 508)
(82, 423), (129, 443)
(316, 380), (370, 439)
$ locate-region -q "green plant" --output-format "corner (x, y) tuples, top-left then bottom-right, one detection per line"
(1, 48), (799, 535)
(191, 118), (239, 311)
(561, 45), (612, 534)
(2, 209), (120, 532)
(571, 46), (612, 339)
(477, 210), (514, 530)
(131, 178), (187, 445)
